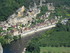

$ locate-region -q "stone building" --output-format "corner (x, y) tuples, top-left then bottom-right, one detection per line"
(47, 3), (55, 11)
(40, 0), (46, 7)
(16, 6), (25, 17)
(5, 2), (41, 27)
(11, 29), (19, 36)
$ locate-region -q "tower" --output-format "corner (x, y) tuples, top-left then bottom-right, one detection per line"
(33, 0), (37, 9)
(29, 5), (32, 11)
(34, 2), (37, 8)
(40, 0), (46, 7)
(40, 0), (42, 7)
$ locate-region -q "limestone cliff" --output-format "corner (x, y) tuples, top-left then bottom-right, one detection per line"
(0, 43), (3, 53)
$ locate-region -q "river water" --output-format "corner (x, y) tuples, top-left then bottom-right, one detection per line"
(3, 30), (47, 53)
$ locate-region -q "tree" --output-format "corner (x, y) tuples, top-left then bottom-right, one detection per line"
(26, 43), (40, 53)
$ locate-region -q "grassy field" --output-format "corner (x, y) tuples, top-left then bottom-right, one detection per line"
(40, 47), (70, 53)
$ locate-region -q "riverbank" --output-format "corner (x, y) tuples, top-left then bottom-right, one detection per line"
(3, 28), (48, 53)
(2, 24), (56, 53)
(21, 24), (56, 37)
(21, 24), (56, 53)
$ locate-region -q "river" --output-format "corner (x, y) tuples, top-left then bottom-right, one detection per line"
(3, 29), (47, 53)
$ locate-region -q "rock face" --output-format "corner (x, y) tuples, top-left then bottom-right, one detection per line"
(0, 43), (3, 53)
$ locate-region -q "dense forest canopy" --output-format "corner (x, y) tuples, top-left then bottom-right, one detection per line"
(0, 0), (70, 21)
(0, 0), (33, 21)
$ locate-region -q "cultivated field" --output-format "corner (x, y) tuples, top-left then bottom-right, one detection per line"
(40, 47), (70, 53)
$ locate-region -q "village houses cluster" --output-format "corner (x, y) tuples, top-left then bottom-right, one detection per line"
(0, 1), (58, 36)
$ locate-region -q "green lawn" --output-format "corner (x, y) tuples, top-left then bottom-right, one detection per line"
(40, 47), (70, 53)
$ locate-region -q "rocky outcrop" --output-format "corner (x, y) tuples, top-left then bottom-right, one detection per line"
(0, 43), (3, 53)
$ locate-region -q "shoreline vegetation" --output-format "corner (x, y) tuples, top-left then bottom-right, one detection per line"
(0, 24), (56, 46)
(0, 35), (21, 46)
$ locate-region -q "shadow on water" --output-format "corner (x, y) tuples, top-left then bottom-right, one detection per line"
(3, 30), (47, 53)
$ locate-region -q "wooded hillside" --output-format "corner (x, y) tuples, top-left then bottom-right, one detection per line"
(0, 0), (70, 21)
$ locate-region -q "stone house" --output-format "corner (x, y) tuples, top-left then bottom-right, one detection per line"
(11, 29), (19, 36)
(47, 3), (55, 11)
